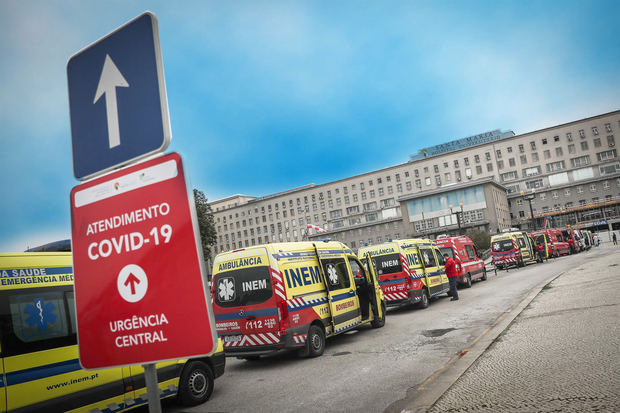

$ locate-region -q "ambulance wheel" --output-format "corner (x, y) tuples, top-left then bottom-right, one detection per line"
(302, 325), (325, 358)
(178, 360), (214, 406)
(518, 258), (524, 268)
(464, 274), (472, 288)
(371, 302), (386, 328)
(418, 291), (430, 309)
(481, 268), (488, 281)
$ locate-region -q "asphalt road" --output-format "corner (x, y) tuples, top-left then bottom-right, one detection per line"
(165, 250), (595, 413)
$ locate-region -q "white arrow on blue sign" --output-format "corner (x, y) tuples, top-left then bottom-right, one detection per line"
(67, 12), (171, 180)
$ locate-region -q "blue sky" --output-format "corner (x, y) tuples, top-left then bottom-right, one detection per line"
(1, 0), (619, 251)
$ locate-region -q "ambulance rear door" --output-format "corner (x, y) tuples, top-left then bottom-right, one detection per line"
(314, 245), (361, 335)
(212, 248), (281, 349)
(418, 245), (447, 298)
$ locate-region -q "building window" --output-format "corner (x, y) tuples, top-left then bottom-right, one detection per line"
(520, 154), (527, 164)
(434, 165), (439, 173)
(500, 171), (518, 181)
(444, 172), (451, 182)
(552, 191), (559, 199)
(387, 186), (393, 194)
(454, 160), (459, 168)
(608, 135), (615, 147)
(443, 162), (448, 168)
(475, 154), (480, 163)
(465, 168), (472, 179)
(568, 144), (576, 154)
(526, 179), (543, 190)
(532, 152), (539, 162)
(485, 152), (491, 161)
(406, 181), (412, 190)
(507, 146), (513, 153)
(599, 163), (620, 175)
(546, 160), (566, 172)
(464, 157), (470, 166)
(565, 188), (570, 196)
(509, 158), (516, 167)
(435, 175), (442, 186)
(516, 199), (523, 206)
(530, 141), (536, 150)
(544, 150), (551, 159)
(594, 138), (602, 148)
(554, 135), (560, 142)
(476, 165), (482, 174)
(369, 190), (375, 198)
(542, 138), (548, 145)
(579, 129), (585, 138)
(395, 174), (400, 182)
(415, 179), (422, 188)
(603, 181), (610, 189)
(566, 132), (573, 142)
(378, 188), (385, 196)
(592, 126), (599, 135)
(605, 123), (612, 133)
(523, 166), (542, 177)
(590, 184), (596, 192)
(570, 155), (591, 167)
(414, 169), (419, 177)
(425, 177), (431, 186)
(597, 149), (617, 162)
(555, 147), (563, 156)
(353, 194), (358, 202)
(518, 144), (525, 153)
(487, 163), (493, 172)
(581, 141), (589, 151)
(577, 186), (583, 194)
(497, 160), (504, 170)
(496, 149), (502, 159)
(361, 192), (367, 200)
(397, 184), (403, 192)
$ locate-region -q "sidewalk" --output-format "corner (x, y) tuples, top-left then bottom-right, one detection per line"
(428, 245), (620, 412)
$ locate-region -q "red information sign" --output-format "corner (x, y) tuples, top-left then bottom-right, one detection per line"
(70, 152), (216, 369)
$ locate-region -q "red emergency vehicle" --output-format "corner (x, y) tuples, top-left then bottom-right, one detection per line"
(433, 236), (487, 287)
(561, 228), (581, 254)
(530, 229), (570, 258)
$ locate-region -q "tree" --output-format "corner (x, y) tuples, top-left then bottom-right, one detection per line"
(466, 228), (491, 251)
(193, 189), (217, 263)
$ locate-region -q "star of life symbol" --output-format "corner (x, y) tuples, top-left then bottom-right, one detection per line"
(327, 264), (339, 285)
(25, 298), (58, 331)
(218, 278), (235, 301)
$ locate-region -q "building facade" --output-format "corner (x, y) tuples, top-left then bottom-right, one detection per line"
(209, 110), (620, 256)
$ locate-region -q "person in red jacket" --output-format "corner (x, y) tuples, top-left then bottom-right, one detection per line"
(444, 253), (459, 301)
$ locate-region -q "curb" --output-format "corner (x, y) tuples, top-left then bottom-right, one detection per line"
(389, 269), (566, 413)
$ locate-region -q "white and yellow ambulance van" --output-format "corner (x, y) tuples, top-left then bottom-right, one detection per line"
(211, 241), (386, 359)
(357, 239), (450, 309)
(491, 230), (537, 269)
(0, 251), (225, 412)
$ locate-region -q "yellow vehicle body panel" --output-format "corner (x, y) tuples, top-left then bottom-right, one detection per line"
(0, 252), (224, 412)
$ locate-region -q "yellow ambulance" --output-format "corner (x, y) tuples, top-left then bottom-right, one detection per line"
(357, 239), (450, 309)
(211, 241), (386, 359)
(491, 230), (537, 269)
(0, 251), (225, 412)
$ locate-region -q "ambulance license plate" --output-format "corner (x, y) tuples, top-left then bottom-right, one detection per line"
(224, 334), (242, 343)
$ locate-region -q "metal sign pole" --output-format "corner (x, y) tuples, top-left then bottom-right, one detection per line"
(143, 363), (162, 413)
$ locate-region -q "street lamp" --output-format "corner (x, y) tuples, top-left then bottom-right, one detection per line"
(449, 203), (464, 232)
(520, 189), (536, 230)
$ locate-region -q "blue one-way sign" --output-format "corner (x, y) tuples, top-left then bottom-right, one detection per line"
(67, 12), (171, 180)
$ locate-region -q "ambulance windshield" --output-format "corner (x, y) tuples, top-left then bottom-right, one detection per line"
(373, 253), (402, 275)
(492, 240), (514, 252)
(213, 267), (272, 308)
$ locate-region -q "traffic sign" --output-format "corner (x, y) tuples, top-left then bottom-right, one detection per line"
(67, 12), (171, 180)
(70, 153), (217, 369)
